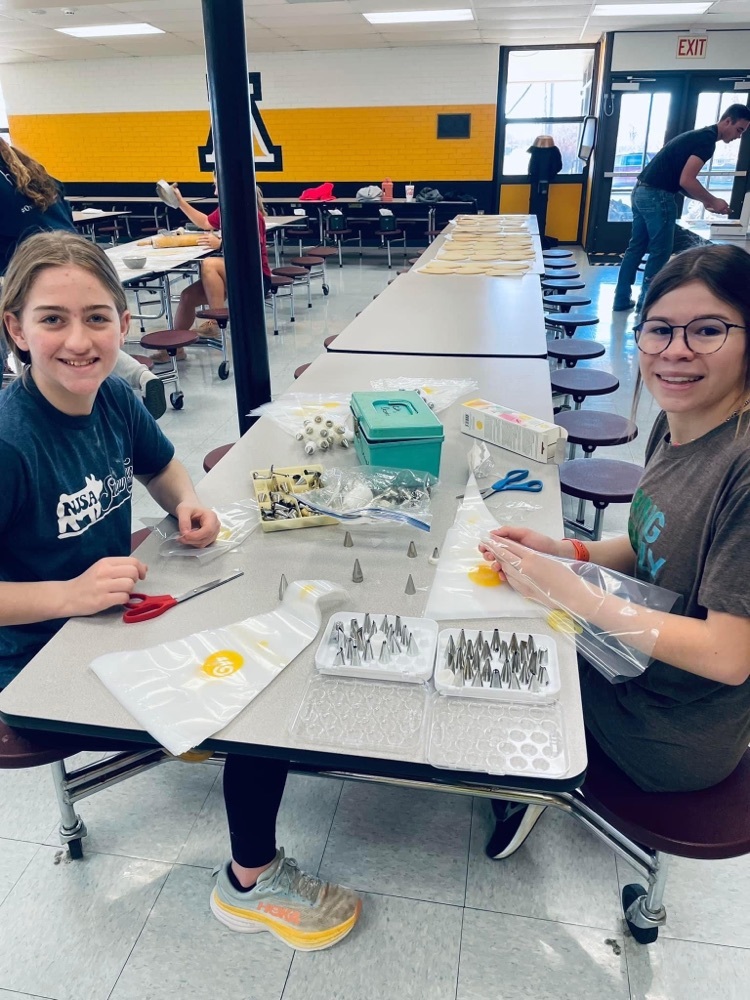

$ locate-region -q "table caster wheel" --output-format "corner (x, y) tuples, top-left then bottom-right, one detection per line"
(67, 838), (84, 860)
(622, 884), (659, 944)
(170, 391), (184, 410)
(218, 361), (230, 380)
(322, 284), (330, 296)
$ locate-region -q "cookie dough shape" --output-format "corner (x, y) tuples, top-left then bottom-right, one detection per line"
(419, 262), (460, 274)
(454, 263), (491, 274)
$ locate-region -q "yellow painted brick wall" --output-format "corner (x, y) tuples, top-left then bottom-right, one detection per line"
(500, 182), (581, 242)
(9, 104), (496, 183)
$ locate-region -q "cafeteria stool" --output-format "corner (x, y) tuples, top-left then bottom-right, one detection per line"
(555, 410), (638, 460)
(194, 307), (231, 380)
(542, 249), (573, 259)
(542, 271), (581, 282)
(139, 329), (198, 410)
(560, 457), (643, 540)
(550, 368), (619, 410)
(283, 221), (315, 257)
(290, 255), (329, 298)
(323, 214), (363, 265)
(408, 257), (421, 265)
(547, 340), (605, 368)
(203, 443), (234, 473)
(294, 362), (312, 379)
(544, 294), (592, 313)
(544, 310), (599, 339)
(542, 277), (586, 294)
(324, 335), (338, 350)
(376, 227), (407, 268)
(543, 259), (578, 269)
(270, 274), (295, 334)
(272, 265), (310, 313)
(579, 737), (750, 944)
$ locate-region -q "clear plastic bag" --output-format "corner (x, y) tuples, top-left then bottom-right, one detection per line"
(90, 579), (348, 755)
(248, 393), (354, 454)
(144, 498), (259, 565)
(369, 377), (478, 414)
(480, 535), (681, 683)
(296, 466), (436, 531)
(468, 440), (494, 479)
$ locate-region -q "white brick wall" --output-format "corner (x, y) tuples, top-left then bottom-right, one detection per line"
(0, 45), (499, 116)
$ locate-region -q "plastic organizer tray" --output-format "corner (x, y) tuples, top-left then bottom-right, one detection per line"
(251, 464), (337, 532)
(433, 629), (560, 705)
(291, 673), (428, 757)
(427, 694), (568, 778)
(316, 612), (438, 684)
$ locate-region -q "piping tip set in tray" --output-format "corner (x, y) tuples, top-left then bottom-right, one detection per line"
(315, 613), (560, 704)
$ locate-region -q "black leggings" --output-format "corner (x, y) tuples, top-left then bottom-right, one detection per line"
(223, 753), (289, 868)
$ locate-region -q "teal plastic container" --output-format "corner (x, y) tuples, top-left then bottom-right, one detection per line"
(350, 391), (444, 477)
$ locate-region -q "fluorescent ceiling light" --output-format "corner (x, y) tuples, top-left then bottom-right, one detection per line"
(56, 23), (164, 38)
(363, 9), (474, 24)
(592, 3), (711, 15)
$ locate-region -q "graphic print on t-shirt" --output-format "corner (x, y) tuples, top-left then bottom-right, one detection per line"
(56, 458), (133, 539)
(629, 487), (666, 581)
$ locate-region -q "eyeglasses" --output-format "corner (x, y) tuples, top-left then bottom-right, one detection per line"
(634, 318), (746, 355)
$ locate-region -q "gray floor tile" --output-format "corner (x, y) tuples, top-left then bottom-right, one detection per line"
(43, 759), (219, 862)
(178, 771), (343, 876)
(109, 864), (292, 1000)
(625, 935), (750, 1000)
(0, 991), (48, 1000)
(319, 782), (472, 905)
(0, 847), (169, 1000)
(0, 767), (61, 844)
(466, 799), (621, 930)
(0, 840), (37, 907)
(281, 892), (462, 1000)
(457, 908), (629, 1000)
(616, 853), (750, 949)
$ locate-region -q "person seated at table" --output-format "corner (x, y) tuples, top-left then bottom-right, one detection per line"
(0, 140), (166, 418)
(170, 180), (272, 339)
(480, 243), (750, 859)
(0, 231), (361, 950)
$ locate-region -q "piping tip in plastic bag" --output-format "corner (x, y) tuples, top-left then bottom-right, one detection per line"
(429, 546), (440, 565)
(343, 531), (353, 548)
(352, 559), (364, 583)
(278, 574), (288, 600)
(407, 540), (418, 558)
(405, 573), (416, 596)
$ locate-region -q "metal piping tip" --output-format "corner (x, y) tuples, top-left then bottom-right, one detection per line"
(538, 665), (549, 686)
(352, 559), (364, 583)
(458, 629), (466, 651)
(446, 648), (455, 672)
(379, 615), (389, 633)
(510, 673), (521, 690)
(379, 641), (390, 665)
(530, 674), (542, 694)
(509, 633), (519, 656)
(429, 546), (440, 564)
(395, 615), (402, 634)
(334, 648), (345, 666)
(454, 668), (465, 687)
(351, 645), (361, 666)
(471, 669), (483, 688)
(343, 531), (353, 547)
(405, 574), (416, 596)
(528, 650), (538, 676)
(481, 658), (492, 685)
(490, 668), (502, 689)
(407, 634), (419, 656)
(539, 648), (549, 667)
(363, 613), (371, 634)
(482, 641), (492, 662)
(463, 657), (473, 683)
(476, 630), (484, 650)
(466, 639), (474, 661)
(528, 635), (536, 655)
(447, 635), (456, 657)
(363, 639), (374, 662)
(511, 650), (521, 674)
(491, 629), (501, 653)
(278, 574), (288, 600)
(407, 540), (418, 558)
(500, 658), (511, 687)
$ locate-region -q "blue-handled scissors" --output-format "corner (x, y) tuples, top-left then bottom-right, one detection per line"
(479, 469), (543, 499)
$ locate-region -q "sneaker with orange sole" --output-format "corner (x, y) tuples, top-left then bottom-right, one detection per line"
(151, 348), (188, 363)
(210, 848), (361, 951)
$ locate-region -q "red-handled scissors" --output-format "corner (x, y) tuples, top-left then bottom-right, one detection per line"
(123, 570), (244, 624)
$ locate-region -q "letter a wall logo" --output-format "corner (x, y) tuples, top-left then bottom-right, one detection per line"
(198, 72), (283, 173)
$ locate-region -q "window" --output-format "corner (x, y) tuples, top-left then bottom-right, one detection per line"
(501, 47), (596, 177)
(437, 113), (471, 139)
(681, 90), (750, 222)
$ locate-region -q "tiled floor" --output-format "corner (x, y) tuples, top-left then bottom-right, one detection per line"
(1, 246), (748, 1000)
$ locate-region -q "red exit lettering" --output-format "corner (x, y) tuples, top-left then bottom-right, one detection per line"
(677, 36), (707, 58)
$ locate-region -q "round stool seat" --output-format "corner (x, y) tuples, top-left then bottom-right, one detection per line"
(556, 411), (638, 450)
(542, 278), (586, 292)
(548, 340), (605, 367)
(543, 249), (573, 259)
(0, 723), (72, 769)
(203, 443), (234, 474)
(195, 308), (229, 324)
(582, 737), (750, 861)
(543, 271), (581, 282)
(377, 229), (404, 238)
(544, 259), (578, 270)
(544, 294), (592, 312)
(309, 246), (338, 259)
(408, 257), (420, 265)
(551, 368), (619, 400)
(131, 354), (153, 370)
(560, 458), (642, 505)
(294, 362), (312, 379)
(545, 311), (600, 336)
(140, 329), (198, 351)
(290, 256), (324, 268)
(272, 266), (308, 278)
(271, 275), (294, 290)
(323, 335), (338, 349)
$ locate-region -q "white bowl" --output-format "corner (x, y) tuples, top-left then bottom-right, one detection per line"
(122, 255), (147, 270)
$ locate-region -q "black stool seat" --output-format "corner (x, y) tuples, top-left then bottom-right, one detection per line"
(196, 308), (229, 324)
(548, 340), (605, 367)
(376, 229), (404, 238)
(542, 277), (586, 292)
(140, 329), (198, 351)
(545, 311), (600, 336)
(551, 368), (619, 401)
(543, 249), (573, 258)
(560, 458), (642, 505)
(543, 271), (580, 282)
(203, 443), (234, 473)
(556, 411), (638, 450)
(544, 294), (592, 312)
(544, 259), (578, 269)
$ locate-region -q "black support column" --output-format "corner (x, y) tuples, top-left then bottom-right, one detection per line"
(201, 0), (270, 435)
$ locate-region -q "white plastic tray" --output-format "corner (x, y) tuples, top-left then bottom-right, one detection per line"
(315, 612), (438, 684)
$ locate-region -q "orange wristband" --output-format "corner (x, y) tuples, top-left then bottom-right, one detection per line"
(566, 539), (590, 562)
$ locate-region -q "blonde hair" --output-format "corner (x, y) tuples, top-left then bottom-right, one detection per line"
(1, 231), (128, 369)
(256, 184), (267, 217)
(0, 140), (60, 212)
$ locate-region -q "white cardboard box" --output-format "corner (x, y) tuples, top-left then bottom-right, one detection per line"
(460, 398), (567, 464)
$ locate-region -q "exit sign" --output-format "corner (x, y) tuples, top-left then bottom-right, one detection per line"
(677, 36), (707, 58)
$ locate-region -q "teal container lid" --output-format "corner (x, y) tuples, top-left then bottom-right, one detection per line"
(350, 391), (444, 441)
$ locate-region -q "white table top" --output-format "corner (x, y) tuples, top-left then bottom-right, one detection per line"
(0, 352), (586, 787)
(72, 209), (131, 223)
(105, 237), (215, 283)
(265, 215), (308, 232)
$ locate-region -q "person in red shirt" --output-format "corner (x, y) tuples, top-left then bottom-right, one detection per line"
(171, 181), (272, 341)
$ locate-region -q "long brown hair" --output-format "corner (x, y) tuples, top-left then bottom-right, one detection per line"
(1, 231), (128, 369)
(0, 140), (60, 211)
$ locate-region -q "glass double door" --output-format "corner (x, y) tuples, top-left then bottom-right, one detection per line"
(588, 76), (750, 253)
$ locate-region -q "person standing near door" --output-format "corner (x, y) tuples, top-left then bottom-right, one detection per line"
(613, 103), (750, 314)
